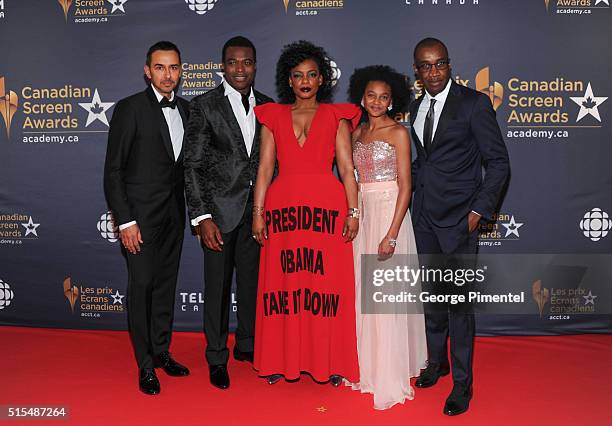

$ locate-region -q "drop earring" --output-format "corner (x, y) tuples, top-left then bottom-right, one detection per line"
(388, 104), (393, 111)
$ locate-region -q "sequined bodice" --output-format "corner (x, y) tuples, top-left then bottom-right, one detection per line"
(353, 140), (397, 183)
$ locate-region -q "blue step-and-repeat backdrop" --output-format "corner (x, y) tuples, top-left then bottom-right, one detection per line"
(1, 0), (611, 334)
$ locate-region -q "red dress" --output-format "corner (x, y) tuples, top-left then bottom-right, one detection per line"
(253, 103), (361, 382)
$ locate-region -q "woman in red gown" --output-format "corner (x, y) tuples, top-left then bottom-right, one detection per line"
(252, 41), (361, 385)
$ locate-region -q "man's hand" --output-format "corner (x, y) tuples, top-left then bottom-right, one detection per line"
(198, 219), (224, 251)
(120, 223), (143, 255)
(468, 211), (481, 233)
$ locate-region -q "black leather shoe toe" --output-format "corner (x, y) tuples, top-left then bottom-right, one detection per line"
(209, 364), (230, 389)
(415, 363), (450, 388)
(139, 368), (160, 395)
(266, 374), (283, 385)
(329, 375), (343, 387)
(443, 384), (472, 416)
(155, 351), (190, 377)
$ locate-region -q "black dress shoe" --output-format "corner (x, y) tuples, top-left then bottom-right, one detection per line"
(415, 363), (450, 388)
(209, 364), (230, 389)
(139, 368), (160, 395)
(329, 375), (343, 387)
(444, 383), (472, 416)
(155, 351), (190, 377)
(233, 347), (254, 363)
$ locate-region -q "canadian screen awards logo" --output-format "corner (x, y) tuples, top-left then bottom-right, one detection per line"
(452, 65), (609, 141)
(579, 208), (612, 241)
(184, 0), (218, 15)
(0, 278), (14, 310)
(57, 0), (128, 24)
(0, 213), (41, 245)
(546, 0), (610, 15)
(97, 211), (119, 242)
(1, 76), (116, 144)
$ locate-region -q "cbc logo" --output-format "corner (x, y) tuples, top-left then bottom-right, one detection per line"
(97, 211), (119, 243)
(329, 59), (341, 87)
(0, 279), (14, 310)
(580, 208), (612, 242)
(185, 0), (218, 15)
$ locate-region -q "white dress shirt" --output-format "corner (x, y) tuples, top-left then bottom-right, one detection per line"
(119, 86), (184, 230)
(191, 81), (256, 227)
(413, 78), (452, 147)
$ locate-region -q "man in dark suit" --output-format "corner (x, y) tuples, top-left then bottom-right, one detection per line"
(184, 36), (273, 390)
(104, 41), (190, 395)
(409, 38), (509, 415)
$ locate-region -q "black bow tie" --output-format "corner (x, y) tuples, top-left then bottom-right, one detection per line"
(160, 97), (177, 109)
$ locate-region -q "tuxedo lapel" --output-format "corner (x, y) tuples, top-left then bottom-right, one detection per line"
(216, 88), (249, 159)
(431, 82), (461, 148)
(146, 87), (175, 162)
(176, 99), (188, 162)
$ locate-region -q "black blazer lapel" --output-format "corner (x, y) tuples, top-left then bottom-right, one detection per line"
(216, 87), (249, 159)
(146, 87), (175, 162)
(409, 95), (425, 157)
(431, 82), (461, 148)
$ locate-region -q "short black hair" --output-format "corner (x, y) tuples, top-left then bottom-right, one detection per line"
(348, 65), (412, 116)
(275, 40), (334, 104)
(413, 37), (449, 62)
(146, 41), (181, 66)
(222, 36), (257, 63)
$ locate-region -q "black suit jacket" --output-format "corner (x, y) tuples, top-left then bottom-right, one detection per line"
(104, 87), (189, 238)
(410, 81), (509, 228)
(183, 85), (273, 233)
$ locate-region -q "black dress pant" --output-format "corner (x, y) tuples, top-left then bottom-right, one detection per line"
(413, 212), (477, 387)
(203, 199), (259, 366)
(126, 217), (183, 369)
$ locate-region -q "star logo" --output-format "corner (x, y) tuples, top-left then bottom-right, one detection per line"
(316, 406), (327, 413)
(570, 83), (607, 122)
(21, 216), (40, 237)
(107, 0), (128, 13)
(78, 89), (114, 127)
(583, 290), (597, 305)
(501, 215), (523, 238)
(111, 290), (125, 305)
(595, 0), (609, 6)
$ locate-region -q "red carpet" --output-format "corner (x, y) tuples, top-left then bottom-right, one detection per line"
(1, 327), (610, 426)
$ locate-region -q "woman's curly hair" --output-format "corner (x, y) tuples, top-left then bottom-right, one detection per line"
(276, 40), (334, 104)
(348, 65), (412, 116)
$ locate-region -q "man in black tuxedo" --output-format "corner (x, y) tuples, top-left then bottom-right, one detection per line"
(409, 38), (509, 415)
(104, 41), (190, 395)
(184, 36), (273, 389)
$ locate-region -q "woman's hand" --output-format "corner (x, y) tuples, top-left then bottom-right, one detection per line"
(252, 214), (267, 246)
(343, 217), (359, 242)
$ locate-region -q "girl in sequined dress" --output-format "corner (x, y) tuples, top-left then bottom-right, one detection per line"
(346, 65), (427, 410)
